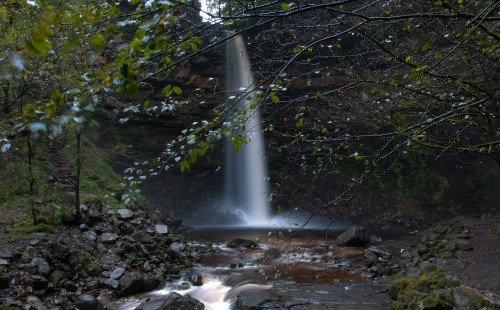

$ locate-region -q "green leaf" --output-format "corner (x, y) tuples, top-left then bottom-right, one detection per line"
(421, 42), (432, 52)
(130, 38), (143, 51)
(281, 3), (291, 11)
(89, 34), (105, 51)
(269, 92), (280, 104)
(173, 86), (182, 95)
(26, 38), (52, 57)
(50, 89), (63, 106)
(126, 81), (139, 96)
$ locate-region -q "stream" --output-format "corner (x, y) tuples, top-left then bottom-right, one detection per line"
(110, 224), (398, 309)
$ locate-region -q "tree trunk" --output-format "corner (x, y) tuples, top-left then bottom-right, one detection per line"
(74, 128), (85, 224)
(28, 136), (38, 225)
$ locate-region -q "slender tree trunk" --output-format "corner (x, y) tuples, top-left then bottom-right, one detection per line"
(28, 136), (38, 225)
(74, 128), (85, 224)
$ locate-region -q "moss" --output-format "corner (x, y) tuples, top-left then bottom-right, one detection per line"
(390, 265), (460, 309)
(420, 290), (454, 309)
(21, 223), (54, 233)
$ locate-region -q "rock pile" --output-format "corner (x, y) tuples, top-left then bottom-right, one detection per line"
(0, 206), (206, 309)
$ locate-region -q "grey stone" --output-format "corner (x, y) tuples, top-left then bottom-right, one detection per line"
(119, 271), (157, 296)
(133, 231), (152, 244)
(157, 292), (204, 310)
(0, 251), (13, 259)
(363, 250), (378, 267)
(26, 296), (48, 310)
(63, 280), (78, 292)
(93, 222), (113, 234)
(117, 209), (134, 220)
(75, 294), (104, 310)
(99, 233), (118, 245)
(83, 230), (97, 242)
(31, 257), (50, 276)
(26, 275), (49, 290)
(367, 246), (392, 258)
(23, 246), (37, 260)
(51, 270), (66, 286)
(155, 224), (169, 235)
(50, 242), (70, 261)
(110, 267), (125, 279)
(0, 258), (8, 265)
(103, 278), (120, 290)
(169, 242), (185, 252)
(334, 226), (371, 247)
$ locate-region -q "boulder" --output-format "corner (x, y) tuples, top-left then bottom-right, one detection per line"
(25, 296), (48, 310)
(110, 267), (126, 279)
(169, 242), (185, 252)
(158, 292), (204, 310)
(133, 231), (152, 244)
(31, 257), (50, 276)
(25, 275), (49, 290)
(99, 233), (119, 245)
(0, 259), (8, 266)
(0, 251), (13, 259)
(102, 278), (120, 290)
(227, 239), (258, 249)
(63, 280), (78, 292)
(334, 226), (371, 247)
(119, 271), (157, 296)
(117, 209), (134, 220)
(50, 242), (70, 262)
(155, 224), (169, 235)
(75, 294), (104, 310)
(83, 230), (98, 242)
(93, 222), (114, 234)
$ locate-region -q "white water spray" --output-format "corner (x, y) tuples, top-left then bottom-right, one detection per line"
(223, 34), (270, 225)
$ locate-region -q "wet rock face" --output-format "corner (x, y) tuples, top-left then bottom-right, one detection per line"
(334, 226), (371, 247)
(158, 292), (205, 310)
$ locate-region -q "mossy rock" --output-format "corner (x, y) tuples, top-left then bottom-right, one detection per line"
(390, 265), (461, 309)
(420, 290), (454, 309)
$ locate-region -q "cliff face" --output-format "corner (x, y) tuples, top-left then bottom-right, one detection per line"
(100, 39), (499, 229)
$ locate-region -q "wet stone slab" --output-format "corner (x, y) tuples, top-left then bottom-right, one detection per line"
(234, 280), (392, 310)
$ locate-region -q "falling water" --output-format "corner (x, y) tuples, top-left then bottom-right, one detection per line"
(223, 34), (270, 225)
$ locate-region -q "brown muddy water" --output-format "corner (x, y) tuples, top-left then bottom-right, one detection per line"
(110, 224), (393, 310)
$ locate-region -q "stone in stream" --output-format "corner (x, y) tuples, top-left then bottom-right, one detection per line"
(75, 294), (104, 310)
(156, 292), (204, 310)
(119, 271), (157, 296)
(227, 239), (258, 249)
(334, 226), (371, 247)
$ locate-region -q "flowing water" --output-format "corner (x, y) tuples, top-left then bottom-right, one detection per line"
(111, 225), (372, 310)
(222, 34), (270, 225)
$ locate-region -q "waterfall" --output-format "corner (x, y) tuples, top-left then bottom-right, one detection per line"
(223, 34), (270, 225)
